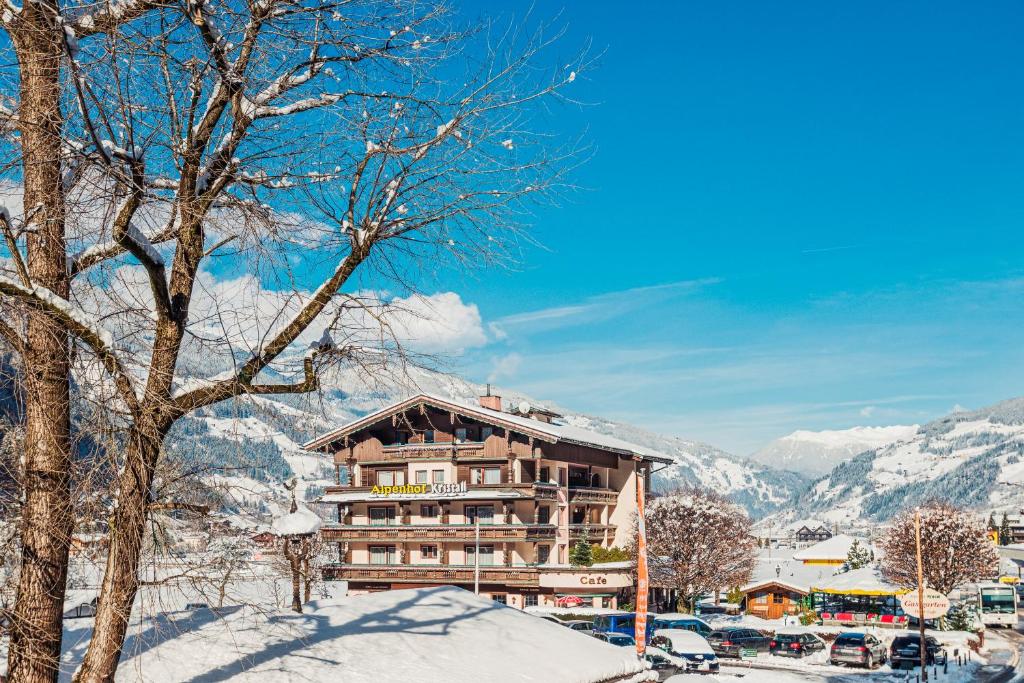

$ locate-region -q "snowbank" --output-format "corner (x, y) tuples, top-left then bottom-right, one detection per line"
(109, 586), (654, 682)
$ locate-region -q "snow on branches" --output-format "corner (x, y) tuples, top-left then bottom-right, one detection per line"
(634, 489), (757, 607)
(880, 501), (999, 594)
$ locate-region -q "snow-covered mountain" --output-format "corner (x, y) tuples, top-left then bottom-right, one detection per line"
(771, 399), (1024, 531)
(166, 359), (802, 520)
(750, 425), (919, 477)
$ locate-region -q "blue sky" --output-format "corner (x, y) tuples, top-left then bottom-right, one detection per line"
(425, 0), (1024, 454)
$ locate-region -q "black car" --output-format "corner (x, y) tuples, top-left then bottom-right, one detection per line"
(643, 650), (680, 681)
(890, 635), (947, 669)
(706, 628), (771, 658)
(769, 633), (826, 658)
(830, 632), (887, 669)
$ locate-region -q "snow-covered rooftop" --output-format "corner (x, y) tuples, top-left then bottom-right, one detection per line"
(791, 534), (863, 561)
(109, 586), (655, 682)
(303, 393), (674, 464)
(810, 566), (903, 596)
(270, 506), (321, 536)
(743, 555), (838, 593)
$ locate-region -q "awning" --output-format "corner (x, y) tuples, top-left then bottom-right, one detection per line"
(810, 567), (905, 597)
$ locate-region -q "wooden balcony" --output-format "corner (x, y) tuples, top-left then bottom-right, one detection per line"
(569, 524), (617, 539)
(325, 563), (540, 586)
(324, 482), (560, 501)
(568, 487), (618, 505)
(322, 523), (557, 542)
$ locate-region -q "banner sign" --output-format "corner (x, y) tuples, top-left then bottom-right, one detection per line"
(898, 588), (950, 620)
(634, 468), (649, 658)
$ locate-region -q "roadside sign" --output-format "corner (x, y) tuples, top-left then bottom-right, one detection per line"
(899, 588), (950, 619)
(739, 648), (758, 660)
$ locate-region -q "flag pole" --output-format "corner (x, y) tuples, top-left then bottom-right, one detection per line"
(915, 509), (928, 682)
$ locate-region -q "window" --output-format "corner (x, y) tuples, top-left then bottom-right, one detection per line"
(465, 545), (494, 565)
(471, 467), (501, 485)
(369, 506), (396, 526)
(481, 426), (493, 440)
(539, 466), (550, 483)
(396, 431), (409, 445)
(465, 505), (493, 525)
(432, 469), (445, 484)
(424, 429), (435, 443)
(524, 594), (538, 607)
(376, 470), (405, 486)
(537, 545), (550, 564)
(420, 504), (437, 519)
(773, 595), (784, 604)
(415, 470), (428, 484)
(492, 594), (506, 605)
(420, 545), (438, 559)
(369, 546), (396, 565)
(455, 427), (468, 442)
(537, 506), (550, 524)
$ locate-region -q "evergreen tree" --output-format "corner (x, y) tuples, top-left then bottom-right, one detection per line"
(591, 545), (630, 563)
(846, 539), (871, 570)
(570, 527), (594, 567)
(988, 512), (998, 532)
(999, 513), (1012, 546)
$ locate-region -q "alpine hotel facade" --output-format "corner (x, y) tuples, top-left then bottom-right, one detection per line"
(304, 391), (671, 609)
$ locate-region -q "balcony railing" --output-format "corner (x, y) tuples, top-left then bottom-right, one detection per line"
(322, 524), (557, 542)
(325, 563), (540, 586)
(568, 487), (618, 505)
(324, 482), (562, 501)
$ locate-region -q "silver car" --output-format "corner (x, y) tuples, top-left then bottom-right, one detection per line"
(830, 632), (887, 669)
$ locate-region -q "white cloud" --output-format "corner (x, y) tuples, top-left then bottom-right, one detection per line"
(487, 352), (522, 383)
(859, 405), (876, 417)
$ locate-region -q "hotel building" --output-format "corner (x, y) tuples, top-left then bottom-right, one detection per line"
(304, 391), (672, 608)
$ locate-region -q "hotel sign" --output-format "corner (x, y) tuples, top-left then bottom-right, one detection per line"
(370, 482), (468, 496)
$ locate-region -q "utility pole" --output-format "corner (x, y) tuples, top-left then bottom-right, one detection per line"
(474, 513), (480, 596)
(915, 509), (928, 683)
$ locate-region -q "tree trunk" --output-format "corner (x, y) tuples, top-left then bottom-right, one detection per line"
(7, 4), (72, 682)
(73, 432), (161, 683)
(284, 540), (302, 613)
(301, 539), (312, 604)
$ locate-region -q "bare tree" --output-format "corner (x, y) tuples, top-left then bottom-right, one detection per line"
(634, 489), (757, 612)
(0, 0), (585, 679)
(881, 501), (999, 594)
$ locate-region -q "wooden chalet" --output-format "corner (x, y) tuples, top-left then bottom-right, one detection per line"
(303, 390), (672, 608)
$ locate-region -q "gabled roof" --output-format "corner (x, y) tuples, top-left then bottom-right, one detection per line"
(303, 393), (674, 464)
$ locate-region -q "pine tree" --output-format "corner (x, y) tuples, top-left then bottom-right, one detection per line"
(591, 545), (630, 563)
(570, 527), (594, 567)
(999, 513), (1012, 546)
(846, 539), (871, 570)
(988, 512), (998, 532)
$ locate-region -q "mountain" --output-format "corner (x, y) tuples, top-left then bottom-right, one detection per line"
(749, 425), (919, 477)
(165, 359), (802, 520)
(773, 399), (1024, 531)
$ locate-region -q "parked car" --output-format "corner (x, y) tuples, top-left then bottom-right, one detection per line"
(706, 628), (771, 658)
(561, 619), (594, 636)
(890, 635), (947, 669)
(652, 613), (712, 637)
(591, 613), (657, 643)
(64, 597), (98, 619)
(769, 632), (826, 658)
(643, 646), (681, 681)
(694, 604), (728, 616)
(593, 632), (636, 648)
(652, 629), (720, 674)
(829, 632), (887, 669)
(536, 614), (562, 625)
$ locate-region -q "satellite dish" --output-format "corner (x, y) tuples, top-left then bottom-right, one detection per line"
(518, 401), (532, 415)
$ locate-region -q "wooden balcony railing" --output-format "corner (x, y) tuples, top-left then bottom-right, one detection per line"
(569, 524), (617, 538)
(325, 563), (540, 586)
(568, 487), (618, 505)
(324, 482), (562, 501)
(322, 524), (557, 542)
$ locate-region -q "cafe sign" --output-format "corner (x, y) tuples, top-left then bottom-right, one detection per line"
(539, 571), (632, 589)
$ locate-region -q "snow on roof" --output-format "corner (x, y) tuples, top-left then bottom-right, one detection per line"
(810, 567), (903, 596)
(651, 629), (714, 655)
(303, 393), (674, 464)
(112, 586), (655, 682)
(270, 506), (321, 536)
(791, 534), (862, 561)
(743, 557), (838, 593)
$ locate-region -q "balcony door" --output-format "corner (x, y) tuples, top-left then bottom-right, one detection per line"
(465, 505), (494, 525)
(369, 545), (397, 565)
(465, 545), (494, 566)
(369, 506), (396, 526)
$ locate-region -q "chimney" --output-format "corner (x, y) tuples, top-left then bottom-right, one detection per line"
(479, 384), (502, 412)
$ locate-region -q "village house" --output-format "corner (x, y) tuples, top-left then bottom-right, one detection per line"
(303, 390), (672, 609)
(792, 534), (863, 566)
